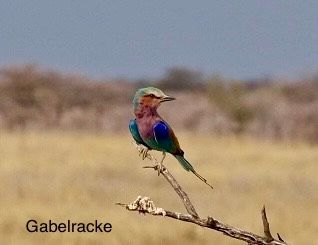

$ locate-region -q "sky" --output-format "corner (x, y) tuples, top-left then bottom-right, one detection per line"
(1, 1), (318, 80)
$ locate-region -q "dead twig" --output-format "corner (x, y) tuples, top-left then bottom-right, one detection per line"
(143, 164), (199, 218)
(117, 142), (287, 245)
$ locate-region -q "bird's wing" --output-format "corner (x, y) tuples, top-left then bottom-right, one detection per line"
(129, 119), (147, 146)
(153, 121), (183, 155)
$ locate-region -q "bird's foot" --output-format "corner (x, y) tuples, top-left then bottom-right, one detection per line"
(156, 152), (166, 176)
(142, 163), (164, 175)
(156, 163), (161, 176)
(143, 163), (164, 175)
(138, 145), (150, 160)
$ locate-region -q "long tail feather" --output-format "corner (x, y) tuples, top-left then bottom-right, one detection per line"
(174, 155), (194, 171)
(174, 155), (213, 189)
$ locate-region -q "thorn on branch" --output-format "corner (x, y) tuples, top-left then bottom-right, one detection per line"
(261, 205), (274, 242)
(115, 202), (127, 207)
(207, 216), (217, 228)
(277, 233), (285, 242)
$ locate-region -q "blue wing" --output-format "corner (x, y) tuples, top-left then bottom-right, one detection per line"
(153, 121), (181, 154)
(129, 119), (147, 146)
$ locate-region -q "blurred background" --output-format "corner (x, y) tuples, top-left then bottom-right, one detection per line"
(1, 1), (317, 244)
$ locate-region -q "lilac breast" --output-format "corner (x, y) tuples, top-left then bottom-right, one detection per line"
(136, 116), (157, 140)
(134, 105), (161, 141)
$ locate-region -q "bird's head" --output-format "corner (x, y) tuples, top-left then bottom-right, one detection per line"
(133, 87), (175, 110)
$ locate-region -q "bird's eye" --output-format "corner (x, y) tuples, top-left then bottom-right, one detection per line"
(149, 94), (155, 98)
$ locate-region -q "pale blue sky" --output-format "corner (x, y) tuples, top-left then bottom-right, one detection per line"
(1, 1), (317, 80)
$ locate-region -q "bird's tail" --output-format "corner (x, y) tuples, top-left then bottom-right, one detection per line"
(174, 155), (213, 189)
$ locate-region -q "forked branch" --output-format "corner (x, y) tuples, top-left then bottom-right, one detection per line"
(117, 142), (287, 245)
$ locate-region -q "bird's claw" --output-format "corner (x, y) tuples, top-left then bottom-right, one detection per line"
(150, 163), (164, 176)
(156, 152), (166, 176)
(142, 148), (149, 160)
(138, 145), (149, 160)
(156, 163), (163, 176)
(143, 164), (164, 176)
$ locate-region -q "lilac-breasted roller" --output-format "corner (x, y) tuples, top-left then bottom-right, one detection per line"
(129, 87), (213, 188)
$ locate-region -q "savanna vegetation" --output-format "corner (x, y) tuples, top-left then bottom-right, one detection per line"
(0, 64), (317, 142)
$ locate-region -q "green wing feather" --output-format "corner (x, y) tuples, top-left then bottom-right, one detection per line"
(129, 119), (147, 146)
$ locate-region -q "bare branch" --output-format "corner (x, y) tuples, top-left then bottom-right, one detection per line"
(134, 141), (199, 218)
(118, 142), (288, 245)
(117, 196), (286, 245)
(143, 164), (199, 218)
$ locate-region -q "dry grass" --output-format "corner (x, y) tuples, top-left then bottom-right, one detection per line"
(0, 131), (317, 244)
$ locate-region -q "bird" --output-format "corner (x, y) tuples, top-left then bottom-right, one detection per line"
(129, 87), (213, 189)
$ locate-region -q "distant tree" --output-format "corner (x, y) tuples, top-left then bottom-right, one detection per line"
(156, 67), (205, 91)
(207, 74), (254, 133)
(280, 80), (318, 103)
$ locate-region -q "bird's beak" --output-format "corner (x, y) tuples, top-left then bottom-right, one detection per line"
(160, 95), (176, 102)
